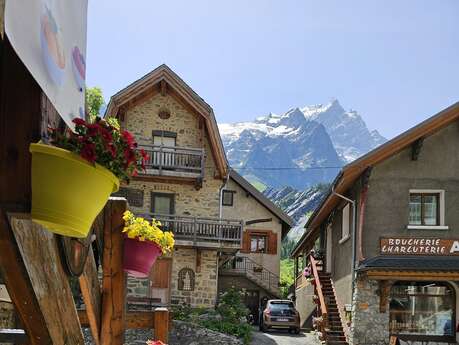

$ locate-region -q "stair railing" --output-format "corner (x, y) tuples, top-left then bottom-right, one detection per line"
(220, 256), (280, 294)
(310, 254), (328, 338)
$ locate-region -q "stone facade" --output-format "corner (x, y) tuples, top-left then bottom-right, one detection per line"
(170, 248), (218, 308)
(349, 275), (389, 345)
(119, 90), (225, 307)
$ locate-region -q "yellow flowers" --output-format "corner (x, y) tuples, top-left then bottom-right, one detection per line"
(122, 211), (174, 253)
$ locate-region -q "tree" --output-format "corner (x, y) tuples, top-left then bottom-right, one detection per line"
(86, 87), (104, 122)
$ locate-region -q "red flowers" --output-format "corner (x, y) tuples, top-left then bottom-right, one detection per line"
(49, 117), (147, 182)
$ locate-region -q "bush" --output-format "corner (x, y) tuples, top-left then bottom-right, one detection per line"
(171, 288), (252, 344)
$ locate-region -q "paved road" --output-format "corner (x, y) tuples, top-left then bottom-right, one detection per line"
(250, 327), (319, 345)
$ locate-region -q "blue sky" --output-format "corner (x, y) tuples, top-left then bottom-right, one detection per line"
(87, 0), (459, 139)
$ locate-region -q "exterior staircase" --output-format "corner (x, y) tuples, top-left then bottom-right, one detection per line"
(310, 255), (349, 345)
(219, 256), (281, 298)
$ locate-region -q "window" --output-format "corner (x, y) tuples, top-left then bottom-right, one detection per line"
(222, 190), (235, 206)
(151, 193), (175, 215)
(250, 234), (267, 253)
(408, 190), (445, 228)
(341, 204), (350, 241)
(152, 131), (177, 168)
(178, 268), (195, 291)
(389, 282), (455, 341)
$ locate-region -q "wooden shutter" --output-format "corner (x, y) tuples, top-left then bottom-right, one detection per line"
(268, 231), (278, 255)
(241, 230), (251, 253)
(150, 258), (171, 288)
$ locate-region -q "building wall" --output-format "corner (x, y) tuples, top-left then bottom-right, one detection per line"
(349, 274), (389, 345)
(218, 276), (272, 300)
(294, 282), (316, 328)
(363, 121), (459, 258)
(170, 248), (218, 308)
(221, 178), (283, 276)
(119, 91), (224, 307)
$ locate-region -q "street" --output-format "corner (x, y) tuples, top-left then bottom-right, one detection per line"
(250, 327), (319, 345)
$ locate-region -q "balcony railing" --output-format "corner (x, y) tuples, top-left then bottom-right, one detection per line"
(143, 213), (243, 249)
(138, 145), (205, 179)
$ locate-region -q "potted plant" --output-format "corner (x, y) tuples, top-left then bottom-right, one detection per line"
(29, 117), (147, 238)
(146, 341), (166, 345)
(122, 211), (174, 277)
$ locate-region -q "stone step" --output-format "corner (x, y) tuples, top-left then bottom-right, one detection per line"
(327, 342), (348, 345)
(328, 336), (347, 342)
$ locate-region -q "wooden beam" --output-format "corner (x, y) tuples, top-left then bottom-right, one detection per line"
(154, 308), (169, 343)
(9, 214), (84, 344)
(80, 310), (162, 329)
(100, 198), (127, 345)
(367, 270), (459, 281)
(411, 137), (424, 161)
(0, 209), (51, 345)
(79, 248), (101, 345)
(160, 80), (167, 96)
(378, 280), (393, 313)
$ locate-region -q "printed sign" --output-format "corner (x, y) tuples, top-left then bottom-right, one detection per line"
(5, 0), (88, 128)
(380, 237), (459, 256)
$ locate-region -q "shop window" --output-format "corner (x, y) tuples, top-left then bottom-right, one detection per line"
(341, 204), (350, 241)
(409, 190), (445, 228)
(178, 268), (195, 291)
(250, 234), (267, 253)
(389, 282), (455, 341)
(222, 190), (235, 206)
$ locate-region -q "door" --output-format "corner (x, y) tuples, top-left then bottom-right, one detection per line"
(153, 134), (176, 168)
(326, 224), (332, 273)
(149, 257), (172, 305)
(244, 290), (260, 324)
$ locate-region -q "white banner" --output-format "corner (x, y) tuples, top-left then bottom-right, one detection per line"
(5, 0), (88, 129)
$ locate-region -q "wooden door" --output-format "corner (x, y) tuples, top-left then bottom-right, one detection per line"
(150, 258), (172, 304)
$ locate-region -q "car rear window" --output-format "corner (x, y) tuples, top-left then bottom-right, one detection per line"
(270, 302), (294, 311)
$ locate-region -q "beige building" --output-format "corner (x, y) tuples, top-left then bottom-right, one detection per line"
(220, 169), (293, 322)
(106, 65), (292, 312)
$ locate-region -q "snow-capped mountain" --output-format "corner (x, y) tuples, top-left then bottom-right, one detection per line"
(219, 99), (385, 189)
(264, 184), (328, 242)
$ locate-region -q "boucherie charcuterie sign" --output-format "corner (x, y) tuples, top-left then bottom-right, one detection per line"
(380, 237), (459, 256)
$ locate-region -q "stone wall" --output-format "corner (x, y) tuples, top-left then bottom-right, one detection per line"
(83, 321), (243, 345)
(350, 275), (389, 345)
(170, 248), (218, 308)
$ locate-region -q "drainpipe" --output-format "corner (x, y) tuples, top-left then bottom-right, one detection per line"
(219, 170), (230, 219)
(331, 186), (357, 303)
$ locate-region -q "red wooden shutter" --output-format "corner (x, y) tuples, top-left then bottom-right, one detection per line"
(241, 230), (251, 253)
(268, 231), (278, 255)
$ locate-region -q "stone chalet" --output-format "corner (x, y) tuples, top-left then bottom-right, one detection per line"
(105, 65), (292, 313)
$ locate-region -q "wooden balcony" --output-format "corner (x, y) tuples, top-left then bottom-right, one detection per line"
(138, 145), (205, 180)
(144, 213), (243, 250)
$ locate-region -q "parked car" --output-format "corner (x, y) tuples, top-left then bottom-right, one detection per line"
(259, 299), (300, 334)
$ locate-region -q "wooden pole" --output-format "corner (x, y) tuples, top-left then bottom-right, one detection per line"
(100, 198), (127, 345)
(153, 307), (169, 343)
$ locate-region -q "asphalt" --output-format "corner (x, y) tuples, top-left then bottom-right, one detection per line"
(250, 327), (320, 345)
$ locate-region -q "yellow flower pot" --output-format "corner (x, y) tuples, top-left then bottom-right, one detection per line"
(30, 143), (120, 238)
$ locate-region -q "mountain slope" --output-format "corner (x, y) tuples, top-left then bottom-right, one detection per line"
(220, 99), (385, 189)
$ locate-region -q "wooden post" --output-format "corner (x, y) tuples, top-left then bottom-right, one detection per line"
(8, 214), (84, 344)
(153, 307), (169, 343)
(79, 248), (101, 345)
(100, 198), (127, 345)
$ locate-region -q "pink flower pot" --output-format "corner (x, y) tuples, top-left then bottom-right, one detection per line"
(123, 237), (162, 278)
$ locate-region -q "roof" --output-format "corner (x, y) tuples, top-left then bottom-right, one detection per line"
(105, 64), (228, 178)
(291, 101), (459, 257)
(228, 169), (294, 238)
(358, 255), (459, 272)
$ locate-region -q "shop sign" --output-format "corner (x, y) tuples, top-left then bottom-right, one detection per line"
(5, 0), (88, 128)
(380, 237), (459, 256)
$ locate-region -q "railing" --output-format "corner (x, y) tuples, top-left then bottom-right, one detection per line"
(310, 254), (328, 334)
(295, 272), (306, 288)
(144, 213), (243, 247)
(220, 256), (280, 295)
(138, 145), (205, 178)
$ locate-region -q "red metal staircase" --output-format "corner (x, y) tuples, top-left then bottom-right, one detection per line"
(310, 255), (348, 345)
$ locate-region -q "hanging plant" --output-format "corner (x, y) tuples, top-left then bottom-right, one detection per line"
(49, 117), (148, 182)
(122, 211), (174, 278)
(29, 117), (148, 238)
